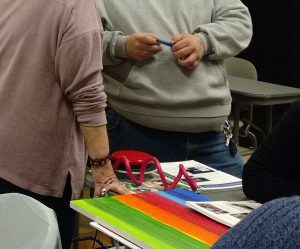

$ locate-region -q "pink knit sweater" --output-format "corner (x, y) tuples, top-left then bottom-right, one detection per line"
(0, 0), (106, 198)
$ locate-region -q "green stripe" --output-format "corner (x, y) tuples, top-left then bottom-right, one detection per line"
(72, 198), (210, 249)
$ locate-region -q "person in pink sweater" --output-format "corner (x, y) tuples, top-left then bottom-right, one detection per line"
(0, 0), (128, 248)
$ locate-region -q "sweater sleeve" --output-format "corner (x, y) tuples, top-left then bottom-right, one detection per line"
(193, 0), (252, 59)
(242, 101), (300, 203)
(101, 30), (128, 65)
(55, 0), (107, 126)
(96, 1), (128, 65)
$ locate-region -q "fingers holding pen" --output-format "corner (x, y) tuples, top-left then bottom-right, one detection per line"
(126, 32), (162, 61)
(171, 33), (205, 69)
(125, 32), (205, 67)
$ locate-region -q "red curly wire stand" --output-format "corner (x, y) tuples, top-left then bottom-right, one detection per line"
(112, 155), (197, 191)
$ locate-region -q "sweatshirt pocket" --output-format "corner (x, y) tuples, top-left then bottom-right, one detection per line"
(104, 60), (134, 84)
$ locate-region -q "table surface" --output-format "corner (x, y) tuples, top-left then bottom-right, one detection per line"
(71, 188), (235, 249)
(229, 76), (300, 105)
(86, 189), (247, 249)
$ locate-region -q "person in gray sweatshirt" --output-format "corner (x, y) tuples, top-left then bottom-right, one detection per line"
(96, 0), (252, 177)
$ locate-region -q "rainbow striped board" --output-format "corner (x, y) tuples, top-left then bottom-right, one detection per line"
(71, 188), (229, 249)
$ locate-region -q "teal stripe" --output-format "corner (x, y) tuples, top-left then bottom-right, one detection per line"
(72, 197), (210, 249)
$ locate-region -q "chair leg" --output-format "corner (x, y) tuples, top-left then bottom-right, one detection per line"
(248, 131), (258, 151)
(265, 105), (273, 135)
(238, 104), (258, 155)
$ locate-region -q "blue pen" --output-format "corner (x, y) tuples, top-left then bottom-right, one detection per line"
(156, 38), (174, 47)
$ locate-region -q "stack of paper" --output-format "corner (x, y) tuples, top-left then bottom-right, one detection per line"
(157, 160), (242, 193)
(186, 200), (261, 227)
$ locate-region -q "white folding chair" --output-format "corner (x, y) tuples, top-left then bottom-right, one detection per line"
(0, 193), (62, 249)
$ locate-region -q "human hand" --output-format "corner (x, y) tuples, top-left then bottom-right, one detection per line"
(125, 32), (162, 61)
(171, 33), (205, 69)
(91, 161), (131, 197)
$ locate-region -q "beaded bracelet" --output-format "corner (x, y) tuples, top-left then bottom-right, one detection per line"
(88, 155), (111, 168)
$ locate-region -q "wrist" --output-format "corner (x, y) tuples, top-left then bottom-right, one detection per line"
(88, 154), (111, 168)
(194, 33), (211, 56)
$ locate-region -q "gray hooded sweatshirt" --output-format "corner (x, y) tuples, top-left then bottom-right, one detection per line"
(96, 0), (252, 132)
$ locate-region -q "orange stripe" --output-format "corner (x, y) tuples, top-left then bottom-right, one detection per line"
(115, 194), (220, 245)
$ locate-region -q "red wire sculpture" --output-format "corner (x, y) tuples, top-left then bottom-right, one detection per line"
(112, 155), (197, 191)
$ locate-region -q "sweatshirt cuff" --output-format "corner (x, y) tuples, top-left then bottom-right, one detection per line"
(114, 35), (129, 59)
(194, 32), (212, 56)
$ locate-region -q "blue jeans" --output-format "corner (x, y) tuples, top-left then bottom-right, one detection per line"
(106, 107), (244, 178)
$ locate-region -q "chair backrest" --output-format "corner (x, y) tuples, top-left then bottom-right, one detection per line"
(0, 193), (62, 249)
(225, 57), (258, 80)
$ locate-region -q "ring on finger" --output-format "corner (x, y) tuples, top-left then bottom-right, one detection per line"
(100, 188), (108, 197)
